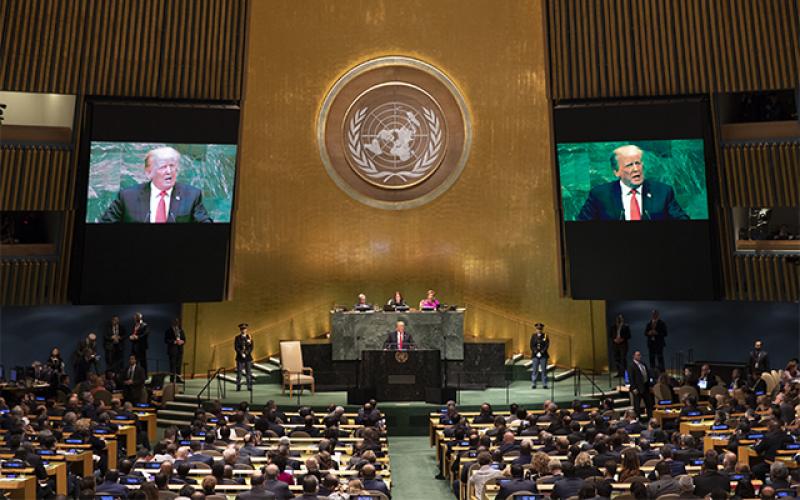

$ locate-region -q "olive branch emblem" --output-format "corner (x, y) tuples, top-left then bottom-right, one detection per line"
(347, 106), (443, 184)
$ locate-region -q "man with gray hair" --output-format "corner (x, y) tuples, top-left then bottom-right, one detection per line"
(263, 464), (292, 500)
(235, 471), (276, 499)
(100, 145), (212, 223)
(577, 144), (688, 221)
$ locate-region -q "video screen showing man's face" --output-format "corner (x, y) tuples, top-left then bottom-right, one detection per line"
(86, 142), (237, 223)
(557, 139), (709, 222)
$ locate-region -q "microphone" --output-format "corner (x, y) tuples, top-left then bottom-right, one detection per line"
(644, 210), (651, 220)
(620, 209), (625, 221)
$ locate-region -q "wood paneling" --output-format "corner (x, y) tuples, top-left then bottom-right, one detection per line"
(0, 0), (247, 98)
(547, 0), (800, 99)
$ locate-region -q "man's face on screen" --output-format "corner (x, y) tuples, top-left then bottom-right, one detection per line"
(614, 148), (644, 188)
(146, 150), (181, 191)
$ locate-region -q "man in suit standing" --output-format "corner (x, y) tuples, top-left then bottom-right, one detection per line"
(577, 144), (689, 221)
(644, 309), (667, 374)
(748, 340), (770, 375)
(103, 315), (126, 373)
(99, 146), (212, 223)
(74, 332), (100, 383)
(164, 317), (186, 382)
(609, 313), (631, 378)
(129, 312), (150, 372)
(383, 321), (415, 351)
(235, 323), (253, 391)
(630, 351), (653, 418)
(530, 322), (549, 389)
(123, 355), (146, 404)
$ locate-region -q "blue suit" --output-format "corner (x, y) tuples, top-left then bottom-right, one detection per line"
(577, 180), (689, 221)
(99, 182), (212, 223)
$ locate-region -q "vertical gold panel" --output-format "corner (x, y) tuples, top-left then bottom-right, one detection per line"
(184, 0), (607, 374)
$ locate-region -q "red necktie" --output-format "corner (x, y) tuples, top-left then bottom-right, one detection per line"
(398, 332), (403, 350)
(629, 189), (641, 221)
(155, 191), (167, 223)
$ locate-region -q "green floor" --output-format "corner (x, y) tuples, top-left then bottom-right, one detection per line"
(389, 436), (454, 500)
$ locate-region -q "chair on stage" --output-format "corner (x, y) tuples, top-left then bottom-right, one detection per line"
(280, 340), (315, 397)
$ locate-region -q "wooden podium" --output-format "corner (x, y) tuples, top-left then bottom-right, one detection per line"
(358, 349), (441, 401)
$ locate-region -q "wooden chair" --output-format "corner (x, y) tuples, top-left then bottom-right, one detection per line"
(709, 384), (727, 400)
(158, 491), (179, 500)
(93, 389), (113, 406)
(676, 385), (698, 403)
(280, 341), (315, 397)
(762, 372), (778, 394)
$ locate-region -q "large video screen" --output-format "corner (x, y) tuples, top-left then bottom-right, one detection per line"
(559, 139), (708, 222)
(87, 142), (237, 223)
(70, 102), (240, 304)
(554, 100), (718, 300)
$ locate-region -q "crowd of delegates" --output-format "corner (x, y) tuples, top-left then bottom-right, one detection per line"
(1, 388), (392, 499)
(438, 363), (800, 500)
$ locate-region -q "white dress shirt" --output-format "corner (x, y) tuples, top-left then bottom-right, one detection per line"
(620, 181), (643, 221)
(149, 185), (173, 222)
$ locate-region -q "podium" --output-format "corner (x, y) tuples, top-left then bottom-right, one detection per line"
(359, 349), (441, 401)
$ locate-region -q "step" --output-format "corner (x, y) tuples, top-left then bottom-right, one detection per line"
(156, 409), (195, 419)
(157, 418), (191, 428)
(252, 362), (280, 373)
(174, 393), (202, 403)
(163, 401), (200, 411)
(552, 369), (575, 382)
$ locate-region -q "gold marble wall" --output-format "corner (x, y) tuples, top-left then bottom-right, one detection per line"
(183, 0), (608, 375)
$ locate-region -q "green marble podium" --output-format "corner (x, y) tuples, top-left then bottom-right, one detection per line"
(330, 310), (465, 360)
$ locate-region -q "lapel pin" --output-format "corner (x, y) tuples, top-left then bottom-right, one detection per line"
(647, 193), (652, 198)
(176, 195), (181, 201)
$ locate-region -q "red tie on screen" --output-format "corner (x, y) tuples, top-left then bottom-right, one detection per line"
(398, 332), (403, 350)
(629, 189), (641, 221)
(155, 191), (168, 223)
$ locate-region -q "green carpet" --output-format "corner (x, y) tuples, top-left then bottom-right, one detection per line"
(389, 436), (454, 500)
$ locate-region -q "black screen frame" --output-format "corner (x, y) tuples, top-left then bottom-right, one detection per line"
(552, 97), (721, 300)
(70, 99), (241, 304)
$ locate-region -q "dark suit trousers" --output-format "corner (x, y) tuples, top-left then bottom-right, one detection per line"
(106, 347), (124, 373)
(168, 348), (183, 382)
(648, 346), (665, 373)
(632, 388), (653, 418)
(236, 360), (252, 390)
(612, 343), (628, 376)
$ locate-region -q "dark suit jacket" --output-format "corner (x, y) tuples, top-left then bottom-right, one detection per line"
(130, 321), (150, 353)
(235, 334), (254, 362)
(264, 479), (293, 500)
(235, 486), (277, 499)
(609, 323), (631, 345)
(577, 179), (689, 221)
(754, 430), (793, 460)
(100, 181), (212, 223)
(104, 323), (127, 353)
(383, 330), (415, 350)
(96, 480), (129, 497)
(363, 478), (391, 498)
(164, 326), (186, 356)
(644, 319), (668, 349)
(693, 470), (730, 497)
(552, 477), (586, 499)
(630, 360), (652, 394)
(497, 478), (537, 500)
(748, 350), (770, 373)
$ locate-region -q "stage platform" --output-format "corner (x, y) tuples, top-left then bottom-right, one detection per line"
(179, 370), (623, 435)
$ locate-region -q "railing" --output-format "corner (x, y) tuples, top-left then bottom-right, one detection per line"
(198, 367), (226, 401)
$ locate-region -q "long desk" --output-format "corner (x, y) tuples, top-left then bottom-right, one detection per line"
(331, 310), (464, 360)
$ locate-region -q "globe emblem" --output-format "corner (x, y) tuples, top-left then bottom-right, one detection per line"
(346, 96), (445, 189)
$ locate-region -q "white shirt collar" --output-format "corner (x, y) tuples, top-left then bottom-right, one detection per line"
(620, 181), (643, 221)
(149, 185), (174, 222)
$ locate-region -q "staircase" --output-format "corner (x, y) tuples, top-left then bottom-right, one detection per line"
(157, 394), (203, 428)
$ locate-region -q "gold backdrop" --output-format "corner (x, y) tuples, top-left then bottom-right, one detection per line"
(183, 0), (608, 375)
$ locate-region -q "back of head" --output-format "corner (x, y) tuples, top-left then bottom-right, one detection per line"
(655, 460), (671, 478)
(303, 475), (318, 494)
(202, 475), (217, 494)
(510, 463), (523, 478)
(561, 461), (575, 478)
(477, 451), (491, 466)
(264, 464), (279, 480)
(677, 474), (694, 493)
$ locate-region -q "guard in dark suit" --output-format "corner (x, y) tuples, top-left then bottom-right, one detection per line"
(235, 323), (253, 391)
(609, 313), (631, 378)
(74, 333), (100, 383)
(576, 145), (689, 221)
(383, 320), (415, 350)
(644, 309), (667, 373)
(530, 322), (549, 389)
(747, 340), (769, 374)
(103, 315), (126, 373)
(630, 350), (653, 418)
(123, 355), (147, 404)
(129, 312), (150, 372)
(164, 317), (186, 382)
(98, 147), (212, 223)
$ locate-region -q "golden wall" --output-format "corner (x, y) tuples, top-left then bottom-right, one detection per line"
(183, 0), (608, 374)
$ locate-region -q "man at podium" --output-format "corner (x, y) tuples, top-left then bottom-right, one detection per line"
(383, 320), (416, 351)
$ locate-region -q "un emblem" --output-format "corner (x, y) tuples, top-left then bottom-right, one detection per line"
(394, 351), (409, 364)
(318, 57), (471, 209)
